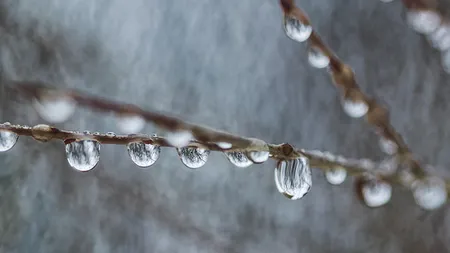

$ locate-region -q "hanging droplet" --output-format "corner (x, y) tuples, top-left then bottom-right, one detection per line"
(166, 130), (193, 148)
(274, 158), (312, 200)
(379, 137), (398, 155)
(127, 142), (160, 168)
(0, 123), (19, 152)
(427, 24), (450, 51)
(361, 178), (392, 208)
(65, 140), (101, 172)
(116, 114), (145, 134)
(248, 151), (270, 163)
(406, 10), (441, 34)
(32, 96), (76, 123)
(325, 167), (347, 185)
(308, 46), (330, 69)
(225, 151), (253, 168)
(342, 99), (368, 118)
(216, 142), (232, 149)
(412, 177), (447, 210)
(177, 147), (210, 169)
(283, 14), (312, 42)
(106, 132), (116, 137)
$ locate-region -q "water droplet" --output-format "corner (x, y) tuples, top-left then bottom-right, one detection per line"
(325, 167), (347, 185)
(225, 151), (253, 168)
(406, 10), (441, 34)
(127, 142), (160, 168)
(0, 127), (18, 152)
(83, 131), (92, 135)
(361, 179), (392, 207)
(177, 147), (210, 169)
(283, 15), (312, 42)
(248, 151), (270, 163)
(274, 158), (312, 200)
(308, 46), (330, 69)
(32, 96), (76, 123)
(117, 114), (145, 134)
(412, 177), (447, 210)
(342, 99), (368, 118)
(216, 142), (232, 149)
(106, 132), (116, 137)
(379, 0), (394, 2)
(166, 130), (193, 148)
(427, 24), (450, 51)
(65, 140), (101, 172)
(379, 137), (397, 155)
(378, 157), (398, 176)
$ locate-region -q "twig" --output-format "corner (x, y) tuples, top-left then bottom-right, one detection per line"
(280, 0), (428, 179)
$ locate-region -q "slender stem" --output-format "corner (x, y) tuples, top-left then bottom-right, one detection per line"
(280, 0), (428, 178)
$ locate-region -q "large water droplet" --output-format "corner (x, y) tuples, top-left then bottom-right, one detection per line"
(65, 140), (101, 172)
(283, 15), (312, 42)
(342, 99), (368, 118)
(308, 46), (330, 69)
(0, 124), (19, 152)
(117, 114), (145, 134)
(325, 167), (347, 185)
(361, 179), (392, 207)
(166, 130), (193, 148)
(225, 151), (253, 168)
(406, 10), (441, 34)
(412, 177), (447, 210)
(274, 158), (312, 200)
(127, 142), (160, 168)
(248, 151), (270, 163)
(32, 96), (76, 123)
(177, 147), (210, 169)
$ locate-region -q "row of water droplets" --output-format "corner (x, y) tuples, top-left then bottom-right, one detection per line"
(379, 0), (450, 73)
(282, 13), (448, 209)
(283, 12), (370, 119)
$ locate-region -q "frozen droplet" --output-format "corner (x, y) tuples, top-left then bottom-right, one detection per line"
(379, 137), (398, 155)
(0, 125), (18, 152)
(65, 140), (100, 172)
(274, 158), (312, 200)
(166, 130), (193, 148)
(412, 177), (447, 210)
(248, 151), (270, 163)
(106, 132), (116, 137)
(283, 15), (312, 42)
(361, 179), (392, 207)
(127, 142), (160, 168)
(117, 114), (145, 134)
(32, 96), (76, 123)
(406, 10), (441, 34)
(216, 142), (232, 149)
(427, 24), (450, 51)
(342, 99), (368, 118)
(308, 46), (330, 69)
(177, 147), (210, 169)
(325, 167), (347, 185)
(225, 151), (253, 168)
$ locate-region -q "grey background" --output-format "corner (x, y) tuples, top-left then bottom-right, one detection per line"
(0, 0), (449, 252)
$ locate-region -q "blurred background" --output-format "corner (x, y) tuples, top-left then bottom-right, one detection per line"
(0, 0), (450, 252)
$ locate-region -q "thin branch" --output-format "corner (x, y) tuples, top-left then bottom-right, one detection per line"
(280, 0), (429, 179)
